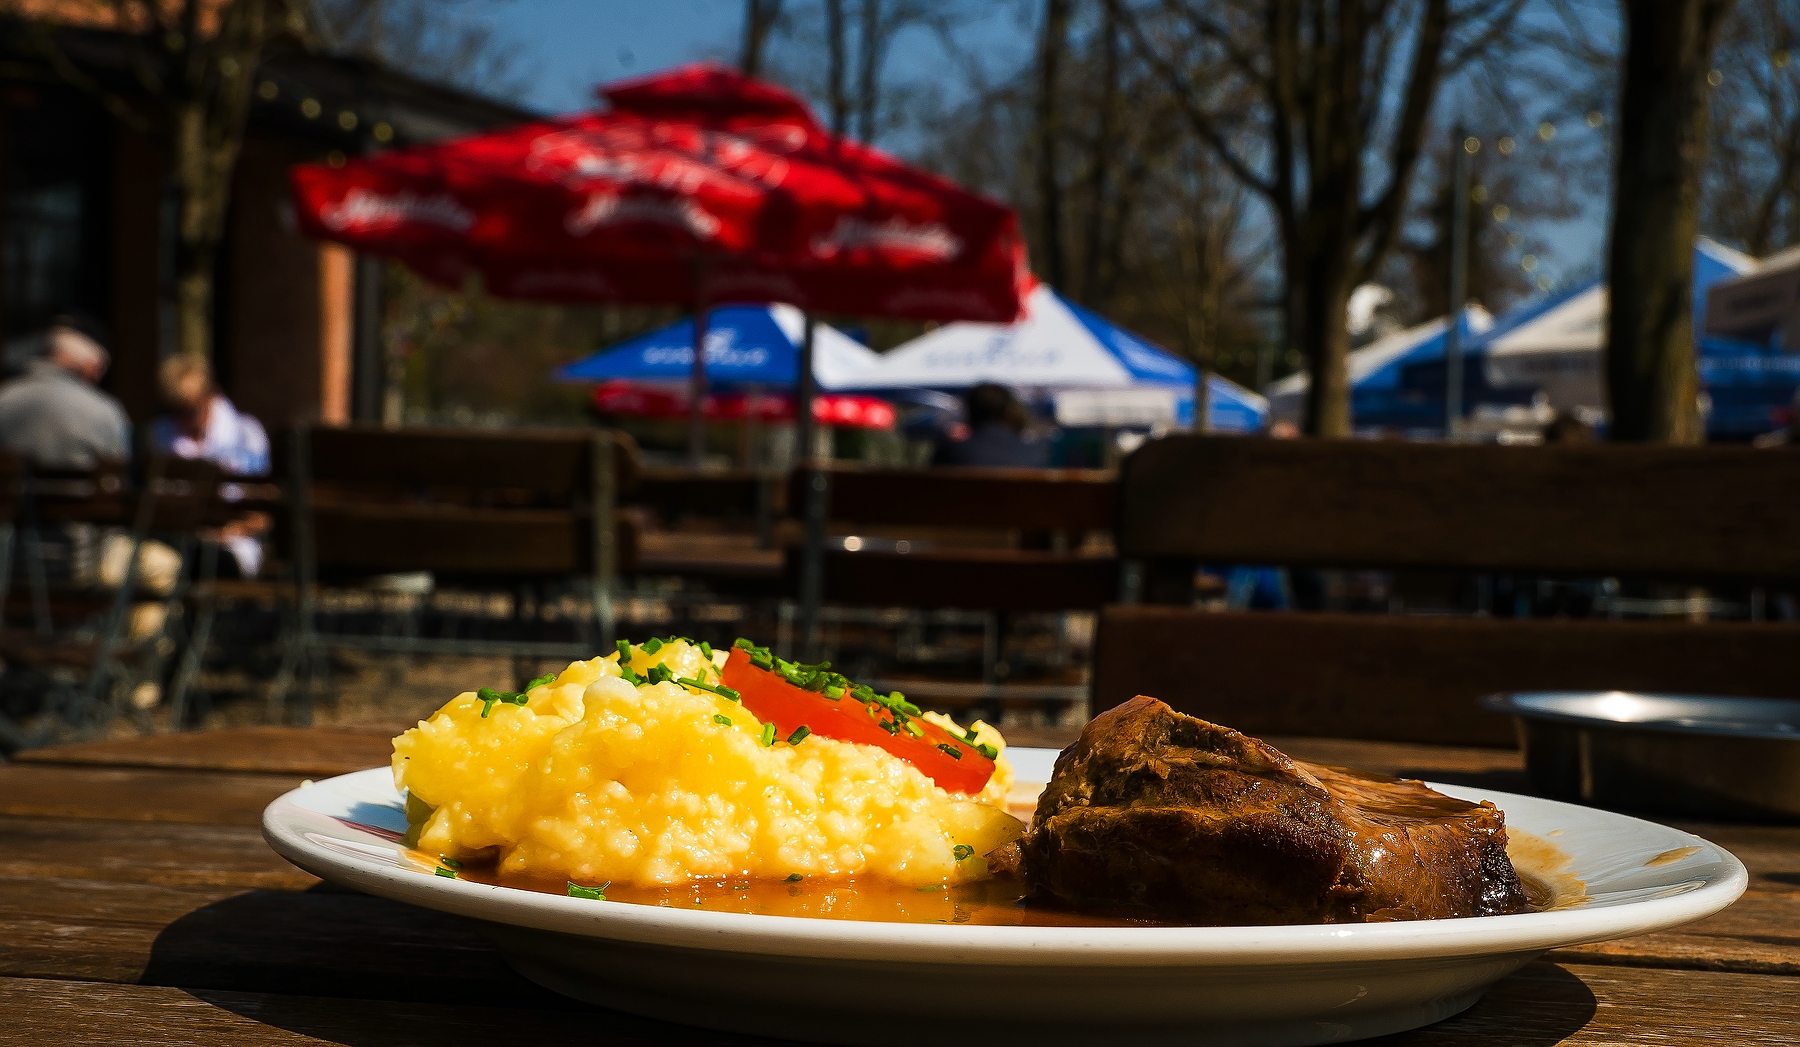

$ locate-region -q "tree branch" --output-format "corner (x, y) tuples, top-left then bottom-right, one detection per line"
(1111, 0), (1277, 199)
(1353, 0), (1449, 287)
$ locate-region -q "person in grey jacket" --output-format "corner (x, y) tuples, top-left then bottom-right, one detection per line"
(0, 316), (131, 470)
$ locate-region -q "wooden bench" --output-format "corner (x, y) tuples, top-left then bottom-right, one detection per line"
(1097, 436), (1800, 746)
(273, 425), (638, 720)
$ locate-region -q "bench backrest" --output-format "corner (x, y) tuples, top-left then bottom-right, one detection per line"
(290, 425), (637, 577)
(1100, 435), (1800, 745)
(1119, 435), (1800, 581)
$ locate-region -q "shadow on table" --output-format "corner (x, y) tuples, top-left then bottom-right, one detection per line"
(141, 884), (782, 1045)
(1369, 961), (1597, 1046)
(143, 887), (1598, 1046)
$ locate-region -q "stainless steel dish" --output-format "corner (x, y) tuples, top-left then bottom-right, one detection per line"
(1482, 691), (1800, 821)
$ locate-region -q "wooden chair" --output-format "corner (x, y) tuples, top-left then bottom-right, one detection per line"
(624, 467), (787, 597)
(0, 454), (231, 747)
(789, 465), (1119, 716)
(1098, 435), (1800, 747)
(272, 424), (638, 722)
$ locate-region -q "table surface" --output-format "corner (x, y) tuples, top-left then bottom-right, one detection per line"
(3, 726), (1797, 1046)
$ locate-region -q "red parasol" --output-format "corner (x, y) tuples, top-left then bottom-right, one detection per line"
(289, 63), (1028, 324)
(590, 382), (895, 430)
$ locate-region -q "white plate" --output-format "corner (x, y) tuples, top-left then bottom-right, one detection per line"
(263, 748), (1746, 1047)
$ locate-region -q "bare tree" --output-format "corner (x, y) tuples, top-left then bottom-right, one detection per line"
(1114, 0), (1528, 436)
(1605, 0), (1734, 444)
(1703, 0), (1800, 255)
(825, 0), (851, 134)
(314, 0), (527, 99)
(1078, 0), (1121, 303)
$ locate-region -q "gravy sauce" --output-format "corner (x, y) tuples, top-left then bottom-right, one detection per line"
(418, 827), (1587, 925)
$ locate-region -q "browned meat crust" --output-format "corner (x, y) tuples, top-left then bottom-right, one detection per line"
(1013, 696), (1529, 925)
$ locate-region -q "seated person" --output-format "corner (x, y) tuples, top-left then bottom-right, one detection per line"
(151, 356), (271, 577)
(0, 315), (131, 470)
(932, 383), (1048, 468)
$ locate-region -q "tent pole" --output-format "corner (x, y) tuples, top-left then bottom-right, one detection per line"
(688, 299), (710, 467)
(1445, 123), (1471, 440)
(796, 313), (824, 661)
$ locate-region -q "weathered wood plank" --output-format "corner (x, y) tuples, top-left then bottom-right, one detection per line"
(1, 962), (1795, 1046)
(1118, 435), (1800, 581)
(0, 765), (301, 825)
(0, 877), (571, 1008)
(15, 728), (394, 777)
(1095, 607), (1800, 746)
(0, 816), (314, 889)
(1546, 889), (1800, 977)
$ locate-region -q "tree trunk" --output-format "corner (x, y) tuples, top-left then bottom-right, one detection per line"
(1294, 237), (1356, 437)
(1035, 0), (1070, 290)
(740, 0), (782, 77)
(825, 0), (849, 136)
(1079, 0), (1119, 303)
(1605, 0), (1732, 443)
(855, 0), (881, 142)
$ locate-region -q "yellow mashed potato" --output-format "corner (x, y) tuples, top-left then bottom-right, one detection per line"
(392, 639), (1023, 888)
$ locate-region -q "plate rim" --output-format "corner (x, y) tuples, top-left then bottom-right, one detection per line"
(262, 757), (1748, 969)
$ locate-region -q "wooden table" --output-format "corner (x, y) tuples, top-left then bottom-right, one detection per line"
(3, 728), (1796, 1045)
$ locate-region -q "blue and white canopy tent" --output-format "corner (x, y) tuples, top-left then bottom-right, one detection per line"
(858, 285), (1269, 432)
(556, 303), (881, 391)
(1268, 239), (1763, 436)
(1265, 306), (1495, 431)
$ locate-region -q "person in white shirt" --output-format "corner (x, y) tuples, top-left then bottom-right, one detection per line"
(151, 356), (271, 577)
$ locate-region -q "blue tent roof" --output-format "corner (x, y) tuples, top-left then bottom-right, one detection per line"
(554, 304), (880, 391)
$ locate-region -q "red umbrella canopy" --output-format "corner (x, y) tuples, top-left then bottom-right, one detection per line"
(290, 63), (1028, 322)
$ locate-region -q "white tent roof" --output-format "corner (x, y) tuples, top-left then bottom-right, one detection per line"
(764, 304), (884, 390)
(1486, 286), (1606, 358)
(858, 285), (1190, 390)
(1266, 308), (1493, 422)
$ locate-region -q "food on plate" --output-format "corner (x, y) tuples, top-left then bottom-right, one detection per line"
(995, 695), (1530, 925)
(392, 637), (1021, 889)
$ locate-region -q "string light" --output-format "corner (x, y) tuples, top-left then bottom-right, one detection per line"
(327, 150), (347, 167)
(1520, 254), (1538, 272)
(300, 97), (321, 119)
(257, 80), (278, 100)
(1775, 50), (1791, 69)
(1585, 111), (1603, 127)
(338, 110), (358, 131)
(1463, 136), (1481, 153)
(1536, 274), (1553, 291)
(1497, 136), (1516, 155)
(1537, 121), (1556, 141)
(1707, 69), (1723, 87)
(1471, 184), (1489, 203)
(373, 122), (395, 143)
(1492, 204), (1510, 222)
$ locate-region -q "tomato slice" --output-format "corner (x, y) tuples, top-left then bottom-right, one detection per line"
(720, 646), (996, 795)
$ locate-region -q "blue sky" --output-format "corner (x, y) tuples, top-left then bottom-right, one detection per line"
(474, 0), (1612, 297)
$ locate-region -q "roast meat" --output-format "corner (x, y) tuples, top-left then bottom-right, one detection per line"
(1008, 696), (1529, 925)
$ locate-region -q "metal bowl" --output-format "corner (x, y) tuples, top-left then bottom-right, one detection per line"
(1482, 691), (1800, 821)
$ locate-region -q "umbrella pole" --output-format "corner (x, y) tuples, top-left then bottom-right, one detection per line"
(688, 301), (710, 467)
(796, 313), (824, 661)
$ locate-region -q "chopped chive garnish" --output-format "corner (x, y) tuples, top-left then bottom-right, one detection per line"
(478, 691), (500, 717)
(787, 725), (811, 745)
(616, 639), (633, 660)
(760, 722), (777, 747)
(439, 856), (463, 870)
(567, 880), (609, 900)
(646, 663), (674, 684)
(975, 743), (998, 760)
(435, 866), (457, 878)
(936, 743), (963, 760)
(902, 719), (924, 738)
(953, 845), (974, 861)
(527, 673), (556, 689)
(699, 641), (713, 659)
(619, 666), (644, 686)
(733, 637), (755, 651)
(678, 676), (740, 701)
(879, 719), (898, 735)
(785, 873), (803, 882)
(823, 685), (844, 700)
(642, 636), (664, 654)
(713, 714), (733, 726)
